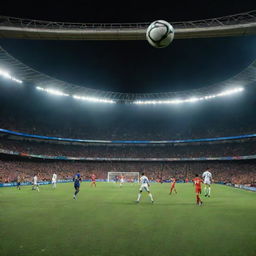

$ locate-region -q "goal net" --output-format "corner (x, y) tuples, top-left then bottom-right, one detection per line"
(107, 172), (139, 183)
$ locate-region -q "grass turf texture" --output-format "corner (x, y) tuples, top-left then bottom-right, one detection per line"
(0, 183), (255, 256)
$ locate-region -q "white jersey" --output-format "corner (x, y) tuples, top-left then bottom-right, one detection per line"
(52, 173), (57, 182)
(139, 175), (150, 192)
(140, 175), (149, 185)
(33, 176), (38, 185)
(202, 171), (212, 184)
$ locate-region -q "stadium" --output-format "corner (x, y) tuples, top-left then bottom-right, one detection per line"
(0, 2), (256, 256)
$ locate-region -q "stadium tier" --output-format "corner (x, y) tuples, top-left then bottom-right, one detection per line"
(0, 137), (256, 159)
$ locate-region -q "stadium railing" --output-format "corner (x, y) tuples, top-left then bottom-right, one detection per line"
(1, 128), (256, 144)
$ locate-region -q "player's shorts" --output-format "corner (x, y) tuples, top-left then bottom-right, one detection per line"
(52, 180), (56, 184)
(17, 182), (21, 186)
(204, 179), (211, 185)
(195, 187), (201, 193)
(33, 182), (37, 186)
(120, 179), (124, 183)
(139, 184), (150, 192)
(74, 185), (80, 190)
(171, 183), (176, 188)
(92, 180), (96, 183)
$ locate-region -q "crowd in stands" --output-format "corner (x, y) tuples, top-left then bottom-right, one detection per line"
(1, 83), (256, 187)
(0, 158), (255, 186)
(1, 97), (256, 141)
(0, 138), (256, 158)
(1, 115), (256, 140)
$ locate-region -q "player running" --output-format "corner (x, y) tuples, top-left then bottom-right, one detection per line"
(52, 173), (57, 189)
(192, 174), (203, 206)
(136, 173), (154, 203)
(169, 178), (177, 195)
(119, 175), (124, 187)
(73, 172), (82, 200)
(202, 168), (212, 197)
(32, 174), (40, 192)
(91, 173), (96, 187)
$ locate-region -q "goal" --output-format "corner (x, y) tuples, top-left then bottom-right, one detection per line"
(107, 172), (139, 183)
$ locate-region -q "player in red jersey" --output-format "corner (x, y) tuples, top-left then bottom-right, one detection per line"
(91, 174), (96, 187)
(192, 174), (203, 206)
(169, 178), (177, 195)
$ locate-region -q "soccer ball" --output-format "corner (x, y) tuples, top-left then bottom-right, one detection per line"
(146, 20), (174, 48)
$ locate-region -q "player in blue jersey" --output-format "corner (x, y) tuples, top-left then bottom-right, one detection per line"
(16, 175), (21, 190)
(73, 172), (82, 200)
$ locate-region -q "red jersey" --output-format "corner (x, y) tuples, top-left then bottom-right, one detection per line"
(193, 177), (203, 188)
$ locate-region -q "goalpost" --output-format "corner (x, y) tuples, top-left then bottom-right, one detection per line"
(107, 172), (139, 183)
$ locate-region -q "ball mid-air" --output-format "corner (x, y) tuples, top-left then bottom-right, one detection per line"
(146, 20), (174, 48)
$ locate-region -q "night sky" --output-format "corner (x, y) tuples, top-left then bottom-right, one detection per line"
(0, 1), (256, 93)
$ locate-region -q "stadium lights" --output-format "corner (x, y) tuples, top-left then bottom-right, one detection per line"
(35, 86), (115, 103)
(36, 86), (69, 97)
(0, 69), (23, 84)
(35, 86), (243, 105)
(73, 95), (115, 104)
(134, 87), (244, 105)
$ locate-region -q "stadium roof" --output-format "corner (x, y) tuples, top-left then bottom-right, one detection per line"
(0, 10), (256, 103)
(0, 46), (255, 103)
(0, 10), (256, 40)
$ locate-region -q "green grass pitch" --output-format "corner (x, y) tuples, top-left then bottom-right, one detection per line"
(0, 182), (256, 256)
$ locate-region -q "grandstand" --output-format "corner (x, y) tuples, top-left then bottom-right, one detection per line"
(0, 79), (256, 187)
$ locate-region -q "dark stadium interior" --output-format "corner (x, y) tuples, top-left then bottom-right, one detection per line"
(2, 36), (256, 93)
(1, 1), (256, 93)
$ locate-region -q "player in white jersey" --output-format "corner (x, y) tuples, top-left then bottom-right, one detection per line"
(202, 168), (212, 197)
(136, 173), (154, 203)
(52, 173), (57, 189)
(32, 174), (40, 192)
(120, 175), (124, 187)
